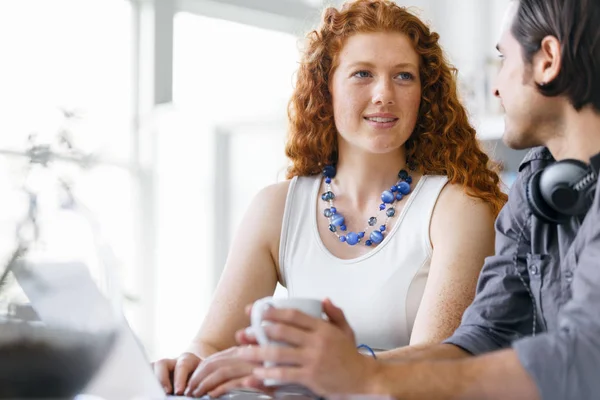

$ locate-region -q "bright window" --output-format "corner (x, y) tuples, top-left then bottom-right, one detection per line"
(0, 0), (137, 326)
(151, 12), (298, 358)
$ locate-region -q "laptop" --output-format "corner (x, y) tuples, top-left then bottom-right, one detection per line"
(11, 261), (299, 400)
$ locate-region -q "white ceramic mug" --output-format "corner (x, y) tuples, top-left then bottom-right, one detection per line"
(250, 296), (323, 386)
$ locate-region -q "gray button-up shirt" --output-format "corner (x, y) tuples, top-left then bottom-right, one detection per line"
(444, 146), (600, 400)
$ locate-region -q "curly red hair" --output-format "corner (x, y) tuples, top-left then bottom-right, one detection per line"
(285, 0), (507, 215)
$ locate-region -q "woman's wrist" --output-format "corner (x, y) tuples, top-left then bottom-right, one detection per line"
(186, 340), (216, 360)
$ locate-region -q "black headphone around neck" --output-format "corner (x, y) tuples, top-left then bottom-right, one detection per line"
(526, 159), (597, 224)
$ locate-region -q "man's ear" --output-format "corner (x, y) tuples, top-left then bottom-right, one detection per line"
(532, 35), (562, 85)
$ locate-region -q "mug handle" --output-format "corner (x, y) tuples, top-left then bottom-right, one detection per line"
(250, 297), (274, 345)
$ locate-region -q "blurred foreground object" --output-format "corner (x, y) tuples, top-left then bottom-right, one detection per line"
(0, 109), (120, 398)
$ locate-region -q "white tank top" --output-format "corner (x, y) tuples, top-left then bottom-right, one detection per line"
(278, 174), (448, 350)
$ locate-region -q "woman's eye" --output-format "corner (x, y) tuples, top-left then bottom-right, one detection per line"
(397, 72), (414, 80)
(353, 70), (372, 78)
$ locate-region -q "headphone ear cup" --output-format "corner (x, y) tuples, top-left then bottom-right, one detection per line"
(538, 159), (589, 215)
(526, 169), (566, 224)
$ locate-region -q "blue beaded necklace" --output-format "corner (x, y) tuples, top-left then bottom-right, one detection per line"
(321, 165), (412, 246)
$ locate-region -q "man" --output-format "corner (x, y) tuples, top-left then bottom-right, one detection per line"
(231, 0), (600, 399)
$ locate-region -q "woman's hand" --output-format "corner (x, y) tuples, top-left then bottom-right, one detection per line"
(152, 352), (201, 395)
(183, 346), (265, 398)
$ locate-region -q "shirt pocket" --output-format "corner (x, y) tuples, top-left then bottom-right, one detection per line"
(526, 253), (552, 332)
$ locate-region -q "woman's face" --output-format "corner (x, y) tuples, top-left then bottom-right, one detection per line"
(329, 32), (422, 155)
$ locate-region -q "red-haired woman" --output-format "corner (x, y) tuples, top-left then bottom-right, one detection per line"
(153, 0), (507, 396)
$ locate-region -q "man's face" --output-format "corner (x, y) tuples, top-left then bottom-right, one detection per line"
(493, 1), (562, 150)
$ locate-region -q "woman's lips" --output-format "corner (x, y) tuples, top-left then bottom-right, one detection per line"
(364, 116), (399, 129)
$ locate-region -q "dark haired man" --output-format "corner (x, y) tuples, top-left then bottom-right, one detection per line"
(235, 0), (600, 399)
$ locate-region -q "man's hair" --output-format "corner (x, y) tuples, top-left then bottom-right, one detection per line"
(511, 0), (600, 111)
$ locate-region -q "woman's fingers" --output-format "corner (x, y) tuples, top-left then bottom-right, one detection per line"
(206, 377), (248, 398)
(185, 354), (225, 395)
(172, 353), (201, 395)
(152, 358), (176, 394)
(236, 327), (259, 345)
(189, 362), (254, 397)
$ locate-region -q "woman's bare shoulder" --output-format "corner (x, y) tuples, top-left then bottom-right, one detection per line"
(430, 181), (496, 247)
(252, 179), (293, 213)
(242, 180), (294, 241)
(436, 181), (496, 216)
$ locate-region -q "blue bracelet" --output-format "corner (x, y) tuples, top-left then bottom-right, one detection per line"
(357, 344), (377, 359)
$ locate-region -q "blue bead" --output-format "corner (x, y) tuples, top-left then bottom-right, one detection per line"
(380, 225), (386, 232)
(358, 231), (365, 238)
(398, 169), (409, 180)
(329, 224), (337, 232)
(323, 165), (336, 178)
(339, 236), (347, 242)
(346, 232), (359, 245)
(321, 191), (335, 201)
(405, 176), (413, 184)
(386, 207), (396, 217)
(331, 213), (345, 227)
(365, 240), (373, 246)
(324, 208), (332, 217)
(391, 186), (398, 192)
(368, 217), (377, 226)
(397, 182), (410, 195)
(379, 203), (386, 211)
(381, 190), (394, 204)
(395, 192), (403, 201)
(340, 225), (347, 231)
(370, 230), (384, 244)
(325, 177), (331, 184)
(330, 207), (337, 213)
